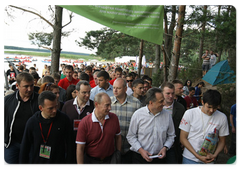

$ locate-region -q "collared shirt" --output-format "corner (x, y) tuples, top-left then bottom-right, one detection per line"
(127, 106), (175, 155)
(163, 102), (174, 115)
(90, 83), (114, 101)
(73, 97), (90, 116)
(91, 109), (110, 132)
(110, 95), (141, 153)
(76, 110), (121, 158)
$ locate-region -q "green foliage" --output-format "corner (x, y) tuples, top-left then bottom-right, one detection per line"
(177, 59), (202, 83)
(76, 27), (157, 61)
(28, 32), (53, 47)
(28, 31), (72, 49)
(152, 68), (164, 87)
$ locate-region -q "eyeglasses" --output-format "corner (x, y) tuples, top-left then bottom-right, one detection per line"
(46, 83), (53, 87)
(127, 80), (133, 82)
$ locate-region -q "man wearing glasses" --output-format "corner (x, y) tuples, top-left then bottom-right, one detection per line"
(126, 73), (134, 96)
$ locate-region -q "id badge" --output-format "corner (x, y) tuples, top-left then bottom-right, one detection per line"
(39, 145), (51, 159)
(74, 119), (81, 130)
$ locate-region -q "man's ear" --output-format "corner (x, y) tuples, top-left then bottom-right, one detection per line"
(39, 105), (43, 111)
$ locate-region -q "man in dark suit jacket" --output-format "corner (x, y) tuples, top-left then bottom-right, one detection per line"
(172, 80), (187, 110)
(161, 82), (186, 164)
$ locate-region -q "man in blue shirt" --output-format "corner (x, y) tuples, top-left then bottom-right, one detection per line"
(90, 71), (113, 100)
(229, 103), (236, 156)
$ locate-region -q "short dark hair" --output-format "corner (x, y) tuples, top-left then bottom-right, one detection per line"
(85, 66), (92, 72)
(52, 72), (60, 80)
(161, 81), (175, 90)
(97, 71), (110, 80)
(29, 67), (36, 71)
(65, 65), (74, 71)
(31, 71), (40, 79)
(76, 80), (90, 91)
(38, 91), (56, 107)
(80, 72), (90, 82)
(132, 79), (144, 88)
(42, 75), (54, 83)
(189, 87), (195, 92)
(196, 81), (205, 87)
(115, 67), (123, 73)
(145, 87), (162, 104)
(172, 79), (183, 85)
(202, 89), (221, 108)
(16, 72), (34, 85)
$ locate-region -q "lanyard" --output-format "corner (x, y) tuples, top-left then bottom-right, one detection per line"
(39, 122), (53, 144)
(201, 111), (213, 139)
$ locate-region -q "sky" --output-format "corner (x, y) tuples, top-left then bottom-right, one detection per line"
(3, 5), (106, 54)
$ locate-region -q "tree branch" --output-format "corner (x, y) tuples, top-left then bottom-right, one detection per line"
(62, 11), (73, 28)
(9, 5), (54, 28)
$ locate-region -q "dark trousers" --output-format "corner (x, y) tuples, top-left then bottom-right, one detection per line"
(4, 142), (21, 164)
(84, 153), (112, 164)
(229, 131), (236, 155)
(121, 150), (133, 164)
(132, 151), (166, 164)
(166, 147), (178, 165)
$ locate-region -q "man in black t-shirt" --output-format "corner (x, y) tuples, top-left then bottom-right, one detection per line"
(6, 64), (17, 85)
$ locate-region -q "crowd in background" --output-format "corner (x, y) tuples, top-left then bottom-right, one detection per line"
(4, 60), (236, 164)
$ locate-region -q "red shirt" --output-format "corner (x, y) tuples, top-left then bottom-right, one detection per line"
(58, 77), (79, 90)
(76, 112), (121, 159)
(89, 75), (93, 82)
(89, 80), (96, 88)
(184, 96), (198, 109)
(109, 78), (116, 85)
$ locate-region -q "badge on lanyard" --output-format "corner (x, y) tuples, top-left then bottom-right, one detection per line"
(39, 145), (51, 159)
(74, 119), (81, 130)
(39, 122), (53, 159)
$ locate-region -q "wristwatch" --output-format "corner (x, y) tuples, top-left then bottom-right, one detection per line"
(164, 146), (169, 151)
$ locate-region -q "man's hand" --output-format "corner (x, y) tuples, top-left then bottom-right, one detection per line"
(138, 148), (153, 162)
(157, 147), (167, 159)
(196, 150), (215, 164)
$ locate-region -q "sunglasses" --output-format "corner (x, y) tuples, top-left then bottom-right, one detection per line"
(127, 80), (133, 82)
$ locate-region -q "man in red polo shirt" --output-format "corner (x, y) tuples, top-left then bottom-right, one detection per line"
(58, 65), (79, 90)
(109, 67), (123, 85)
(76, 92), (121, 164)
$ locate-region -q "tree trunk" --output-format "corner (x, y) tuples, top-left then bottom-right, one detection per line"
(163, 5), (176, 80)
(51, 5), (63, 74)
(198, 5), (207, 62)
(137, 40), (144, 76)
(153, 44), (161, 74)
(161, 45), (167, 82)
(168, 5), (186, 82)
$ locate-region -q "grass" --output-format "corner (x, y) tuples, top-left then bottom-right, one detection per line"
(4, 50), (103, 61)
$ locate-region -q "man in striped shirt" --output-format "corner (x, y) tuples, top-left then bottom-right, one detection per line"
(110, 78), (141, 163)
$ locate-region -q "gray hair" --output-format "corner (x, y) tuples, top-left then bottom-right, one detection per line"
(145, 87), (162, 104)
(115, 78), (127, 88)
(94, 92), (109, 104)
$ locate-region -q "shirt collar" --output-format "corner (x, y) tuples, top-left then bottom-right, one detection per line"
(91, 109), (110, 122)
(163, 101), (174, 110)
(112, 94), (128, 104)
(146, 105), (162, 116)
(73, 97), (90, 107)
(99, 83), (113, 91)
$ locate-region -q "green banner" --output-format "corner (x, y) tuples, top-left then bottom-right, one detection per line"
(61, 5), (164, 45)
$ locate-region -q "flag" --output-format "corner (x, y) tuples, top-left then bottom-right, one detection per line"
(61, 5), (164, 45)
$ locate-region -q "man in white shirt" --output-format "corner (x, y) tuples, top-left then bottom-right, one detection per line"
(179, 89), (229, 164)
(127, 87), (175, 164)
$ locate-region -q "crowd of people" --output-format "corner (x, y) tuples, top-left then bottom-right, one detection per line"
(4, 61), (236, 164)
(202, 49), (219, 77)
